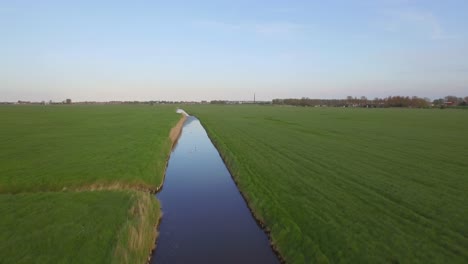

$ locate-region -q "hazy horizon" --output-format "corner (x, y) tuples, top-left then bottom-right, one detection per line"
(1, 0), (468, 102)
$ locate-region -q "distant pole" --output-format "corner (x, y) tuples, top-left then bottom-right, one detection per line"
(254, 93), (256, 103)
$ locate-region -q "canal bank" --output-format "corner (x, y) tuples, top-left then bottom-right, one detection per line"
(151, 116), (278, 264)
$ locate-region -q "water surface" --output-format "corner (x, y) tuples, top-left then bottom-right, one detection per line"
(152, 116), (279, 264)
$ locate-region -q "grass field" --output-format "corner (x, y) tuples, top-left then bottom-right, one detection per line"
(185, 105), (468, 263)
(0, 191), (159, 264)
(0, 105), (180, 193)
(0, 105), (181, 263)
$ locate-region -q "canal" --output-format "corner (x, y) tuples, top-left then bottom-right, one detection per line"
(151, 115), (279, 264)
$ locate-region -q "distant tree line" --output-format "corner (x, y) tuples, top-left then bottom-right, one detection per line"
(272, 95), (468, 108)
(432, 96), (468, 107)
(210, 100), (228, 104)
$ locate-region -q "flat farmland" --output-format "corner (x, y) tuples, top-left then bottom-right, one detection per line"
(0, 191), (159, 264)
(0, 105), (180, 193)
(185, 105), (468, 263)
(0, 105), (181, 263)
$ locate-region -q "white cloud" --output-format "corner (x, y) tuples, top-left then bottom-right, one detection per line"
(253, 22), (307, 36)
(384, 10), (458, 40)
(193, 19), (310, 37)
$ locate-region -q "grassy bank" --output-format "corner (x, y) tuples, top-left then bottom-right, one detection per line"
(0, 105), (180, 193)
(0, 105), (182, 263)
(0, 191), (160, 264)
(185, 105), (468, 263)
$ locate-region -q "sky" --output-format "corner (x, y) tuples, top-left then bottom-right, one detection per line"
(1, 0), (468, 102)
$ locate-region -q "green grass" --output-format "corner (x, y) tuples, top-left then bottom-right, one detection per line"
(185, 105), (468, 263)
(0, 105), (180, 263)
(0, 105), (180, 193)
(0, 190), (160, 264)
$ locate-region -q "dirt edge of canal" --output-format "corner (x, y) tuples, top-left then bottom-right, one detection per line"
(147, 113), (187, 263)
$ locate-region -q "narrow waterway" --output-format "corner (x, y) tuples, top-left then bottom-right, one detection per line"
(151, 116), (279, 264)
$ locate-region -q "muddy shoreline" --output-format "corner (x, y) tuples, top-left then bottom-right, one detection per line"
(155, 113), (187, 193)
(146, 210), (163, 264)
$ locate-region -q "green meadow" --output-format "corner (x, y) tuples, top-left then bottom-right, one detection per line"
(0, 105), (179, 193)
(0, 191), (159, 264)
(0, 105), (180, 263)
(185, 105), (468, 263)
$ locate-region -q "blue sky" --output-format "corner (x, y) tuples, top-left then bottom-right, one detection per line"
(1, 0), (467, 101)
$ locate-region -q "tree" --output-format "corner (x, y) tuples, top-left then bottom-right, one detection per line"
(444, 95), (458, 103)
(433, 98), (444, 106)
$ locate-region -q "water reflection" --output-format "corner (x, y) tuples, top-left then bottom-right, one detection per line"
(152, 116), (278, 264)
